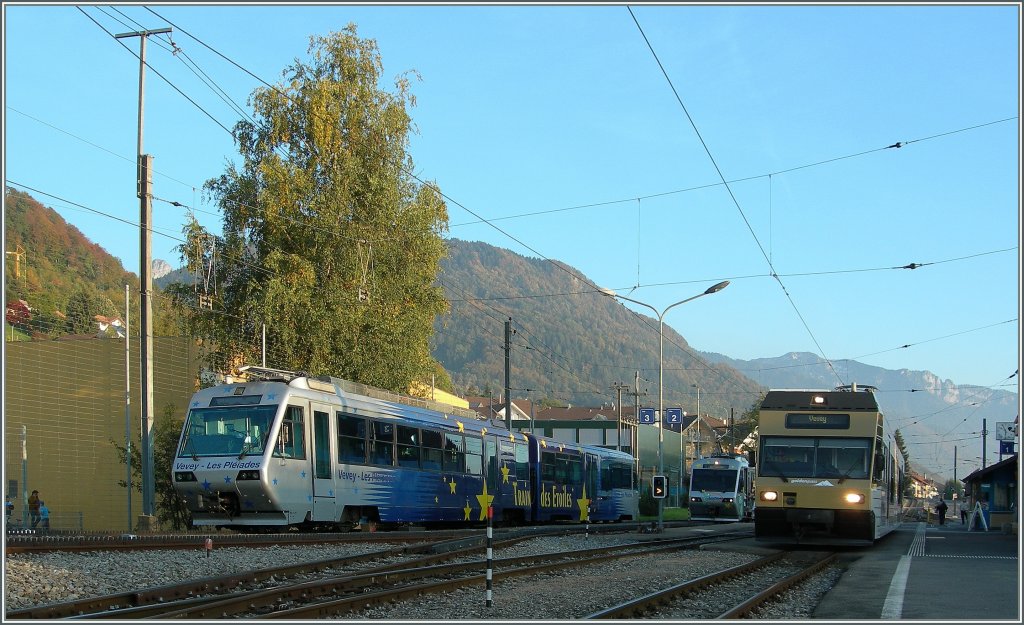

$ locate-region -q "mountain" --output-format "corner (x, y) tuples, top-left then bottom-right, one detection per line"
(4, 188), (179, 337)
(152, 259), (173, 279)
(431, 239), (763, 417)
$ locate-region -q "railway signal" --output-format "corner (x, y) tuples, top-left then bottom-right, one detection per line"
(652, 475), (667, 499)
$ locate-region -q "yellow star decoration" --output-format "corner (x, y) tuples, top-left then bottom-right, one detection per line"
(522, 433), (528, 442)
(558, 443), (565, 452)
(500, 464), (511, 484)
(464, 499), (473, 521)
(482, 427), (487, 436)
(476, 482), (495, 521)
(541, 439), (547, 448)
(577, 484), (591, 522)
(449, 478), (457, 495)
(509, 432), (516, 442)
(435, 496), (439, 504)
(457, 421), (465, 433)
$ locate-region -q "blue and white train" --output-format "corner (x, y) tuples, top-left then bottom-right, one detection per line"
(171, 367), (639, 530)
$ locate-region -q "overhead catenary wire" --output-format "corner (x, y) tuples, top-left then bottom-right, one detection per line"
(14, 7), (1007, 411)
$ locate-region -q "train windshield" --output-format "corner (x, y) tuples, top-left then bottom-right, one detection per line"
(179, 405), (277, 458)
(759, 436), (871, 480)
(690, 468), (738, 493)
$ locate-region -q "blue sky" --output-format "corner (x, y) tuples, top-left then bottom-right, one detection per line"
(4, 3), (1020, 403)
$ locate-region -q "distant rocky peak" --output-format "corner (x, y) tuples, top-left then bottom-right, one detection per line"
(152, 259), (173, 279)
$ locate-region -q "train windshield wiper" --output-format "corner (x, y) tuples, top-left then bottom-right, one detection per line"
(764, 458), (789, 482)
(185, 435), (199, 461)
(836, 457), (862, 484)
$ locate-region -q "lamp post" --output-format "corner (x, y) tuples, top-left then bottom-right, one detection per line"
(691, 382), (701, 462)
(600, 280), (730, 531)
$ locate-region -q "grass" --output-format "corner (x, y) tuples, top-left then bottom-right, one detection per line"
(639, 506), (691, 522)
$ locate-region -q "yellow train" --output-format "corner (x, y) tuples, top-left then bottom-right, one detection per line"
(754, 385), (906, 546)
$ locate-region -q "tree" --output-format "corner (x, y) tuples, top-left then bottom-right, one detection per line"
(170, 25), (449, 393)
(111, 403), (192, 530)
(5, 299), (31, 328)
(64, 289), (96, 335)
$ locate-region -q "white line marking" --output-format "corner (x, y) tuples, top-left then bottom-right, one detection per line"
(881, 555), (911, 619)
(882, 522), (925, 619)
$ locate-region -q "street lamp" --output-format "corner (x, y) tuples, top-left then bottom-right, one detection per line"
(600, 280), (730, 531)
(691, 382), (701, 460)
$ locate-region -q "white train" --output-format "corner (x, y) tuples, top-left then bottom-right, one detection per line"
(688, 453), (755, 522)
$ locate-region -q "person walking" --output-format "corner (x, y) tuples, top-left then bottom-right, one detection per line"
(38, 501), (50, 532)
(27, 490), (40, 528)
(935, 498), (948, 526)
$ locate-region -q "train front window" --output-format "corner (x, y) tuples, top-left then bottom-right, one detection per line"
(818, 438), (870, 479)
(180, 405), (276, 458)
(691, 469), (738, 493)
(759, 436), (871, 479)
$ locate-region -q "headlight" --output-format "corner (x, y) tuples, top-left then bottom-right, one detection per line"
(723, 498), (733, 503)
(844, 492), (865, 504)
(236, 470), (261, 481)
(761, 491), (778, 501)
(174, 471), (197, 482)
(690, 496), (703, 502)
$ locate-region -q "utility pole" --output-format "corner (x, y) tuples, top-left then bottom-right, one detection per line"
(504, 319), (512, 431)
(982, 419), (987, 469)
(21, 426), (27, 527)
(115, 26), (170, 530)
(611, 382), (631, 452)
(628, 371), (648, 485)
(124, 285), (132, 533)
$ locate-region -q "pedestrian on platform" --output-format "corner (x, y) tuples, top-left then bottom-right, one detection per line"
(38, 501), (50, 532)
(961, 504), (969, 524)
(935, 498), (948, 525)
(28, 490), (40, 528)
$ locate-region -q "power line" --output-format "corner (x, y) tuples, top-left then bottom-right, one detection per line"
(449, 117), (1016, 228)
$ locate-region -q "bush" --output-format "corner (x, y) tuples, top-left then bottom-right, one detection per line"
(639, 484), (658, 516)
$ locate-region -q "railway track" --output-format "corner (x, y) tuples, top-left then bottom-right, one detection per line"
(586, 550), (839, 619)
(7, 530), (749, 619)
(4, 520), (666, 554)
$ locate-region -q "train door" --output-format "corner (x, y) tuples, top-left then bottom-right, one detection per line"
(586, 452), (599, 520)
(872, 436), (889, 529)
(737, 466), (752, 521)
(311, 402), (338, 522)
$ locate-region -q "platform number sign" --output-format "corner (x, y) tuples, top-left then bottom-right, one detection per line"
(665, 408), (682, 425)
(639, 408), (656, 424)
(652, 475), (667, 499)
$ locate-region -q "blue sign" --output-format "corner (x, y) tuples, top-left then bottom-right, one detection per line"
(639, 408), (656, 424)
(665, 408), (682, 424)
(1000, 440), (1015, 455)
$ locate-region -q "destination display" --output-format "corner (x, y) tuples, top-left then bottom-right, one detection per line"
(784, 413), (850, 429)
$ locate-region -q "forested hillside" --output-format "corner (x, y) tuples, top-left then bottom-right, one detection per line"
(4, 188), (179, 338)
(432, 239), (764, 415)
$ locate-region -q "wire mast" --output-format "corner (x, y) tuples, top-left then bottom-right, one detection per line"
(114, 25), (171, 530)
